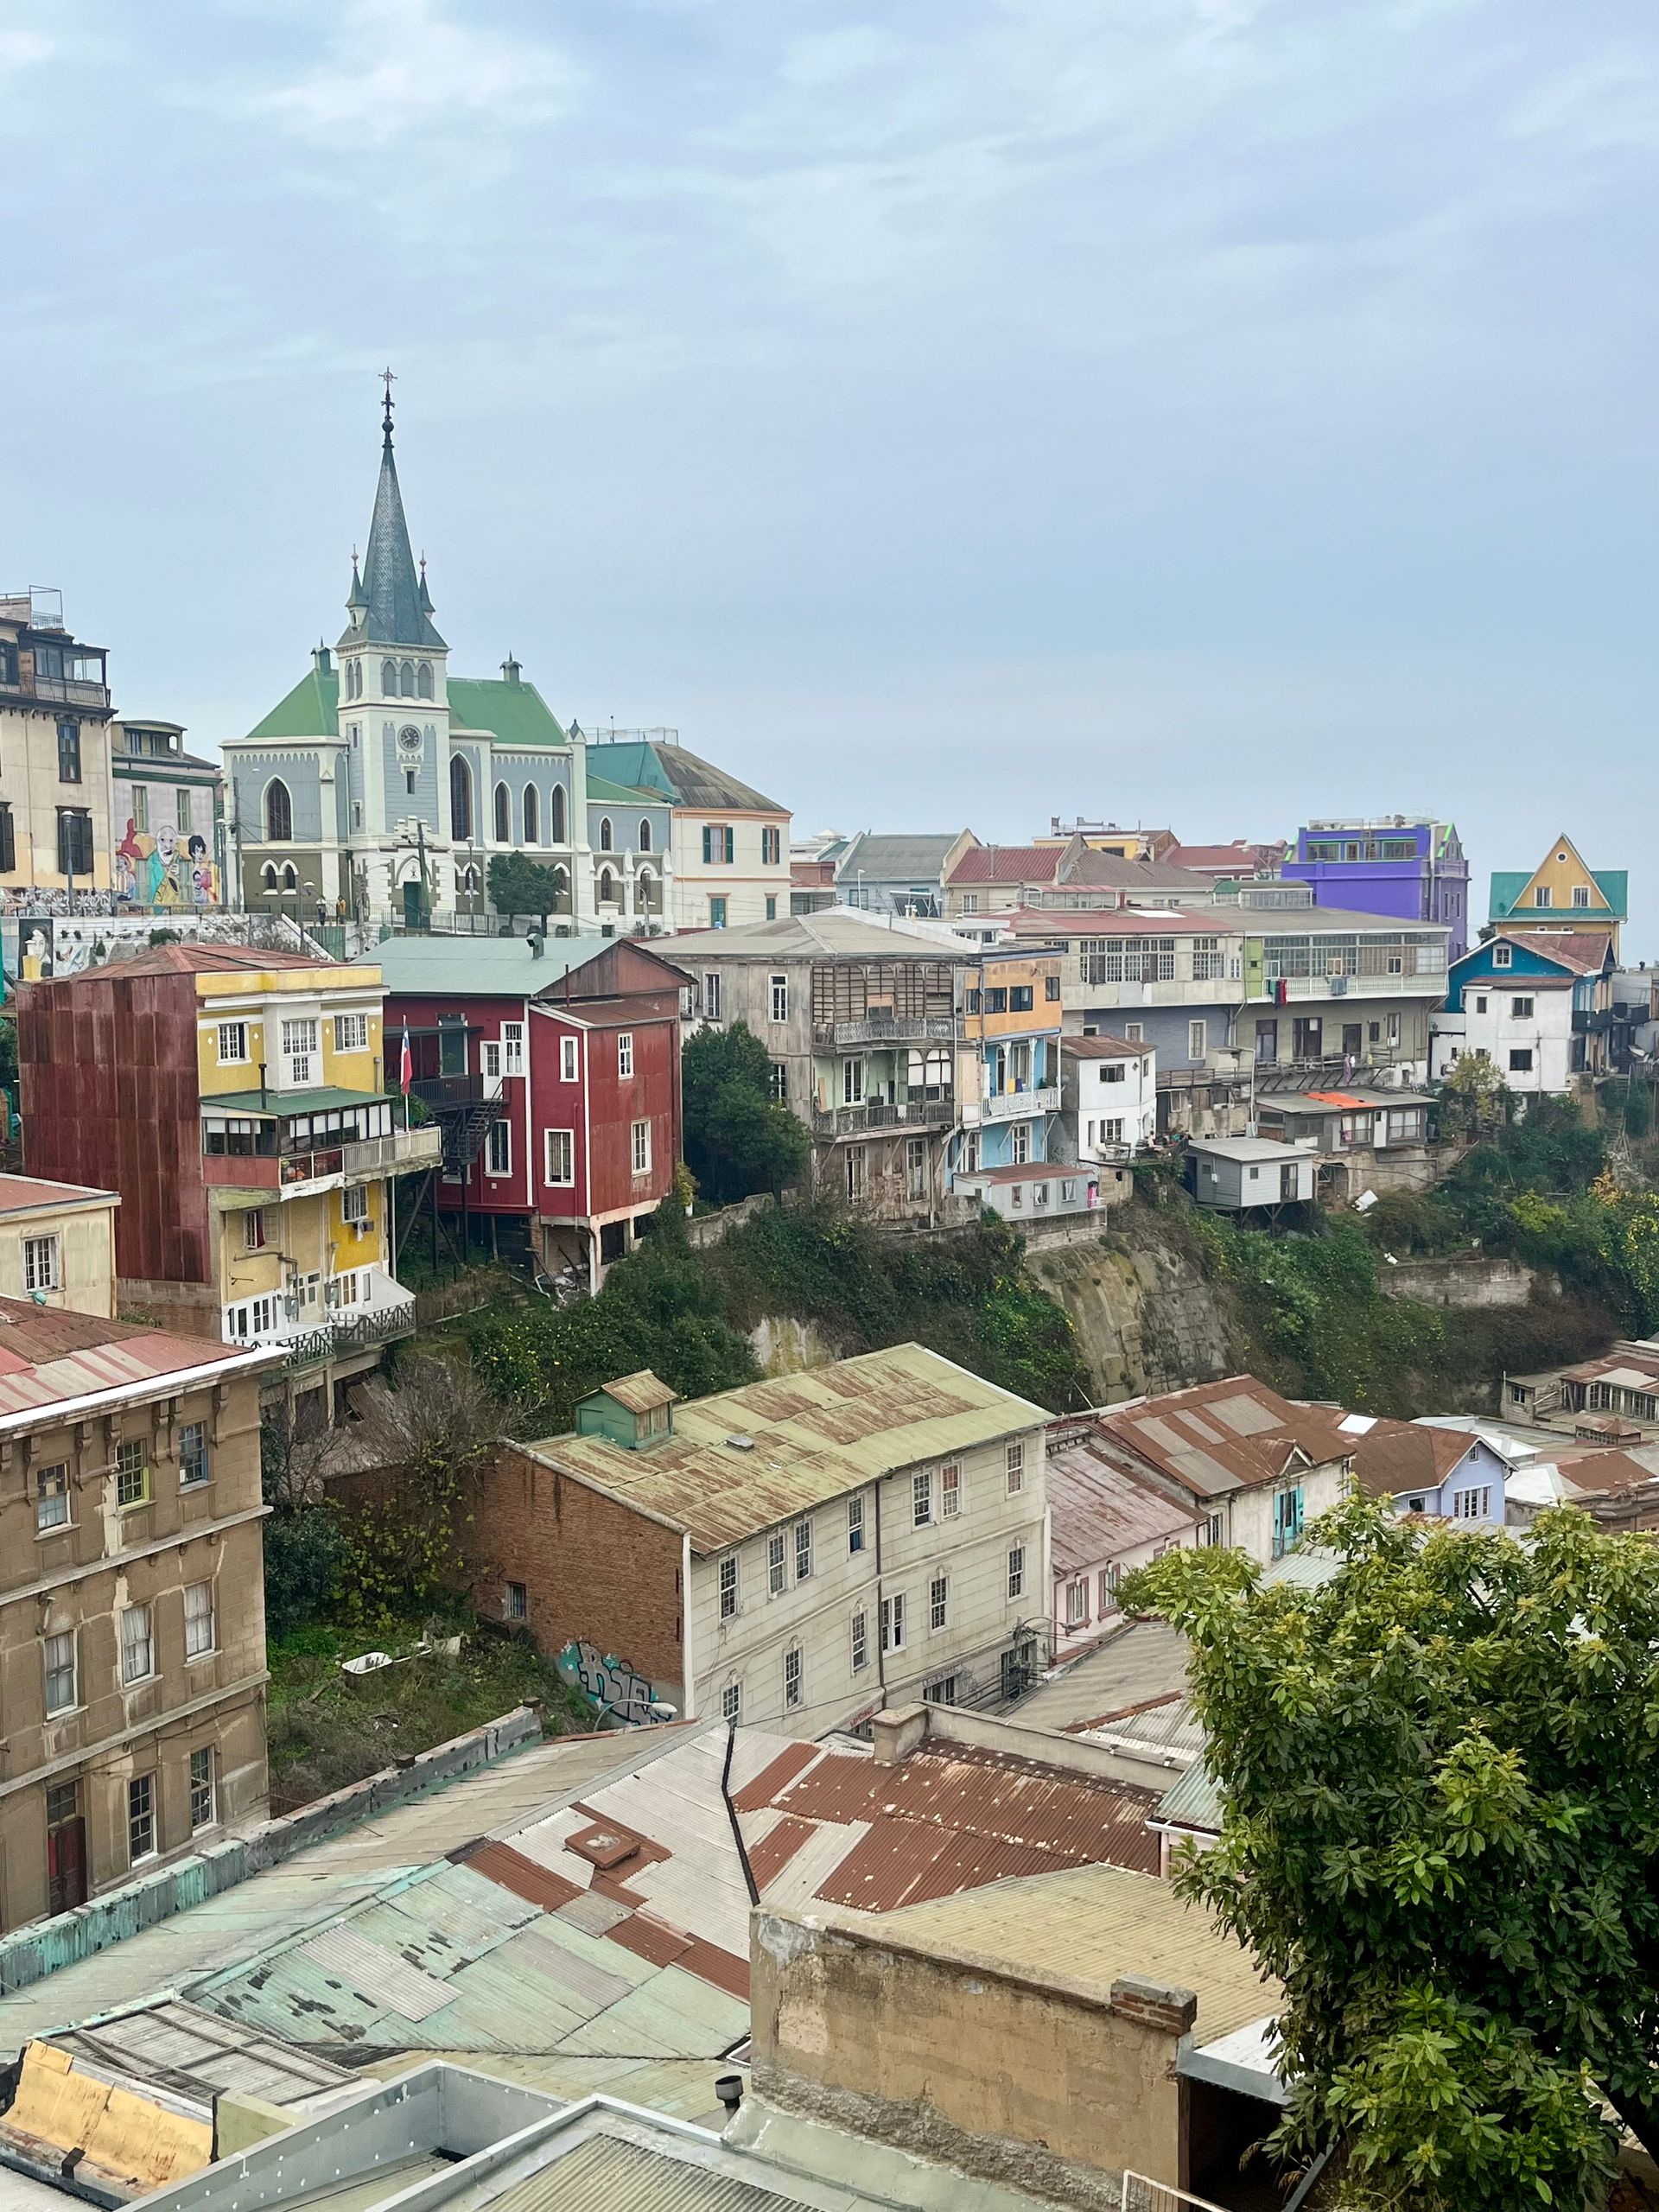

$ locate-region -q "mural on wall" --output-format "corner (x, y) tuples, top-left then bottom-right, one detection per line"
(554, 1637), (667, 1725)
(115, 819), (219, 908)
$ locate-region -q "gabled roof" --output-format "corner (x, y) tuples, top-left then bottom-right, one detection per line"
(669, 910), (977, 961)
(30, 944), (324, 982)
(1490, 834), (1627, 924)
(0, 1173), (118, 1217)
(0, 1296), (277, 1425)
(834, 832), (965, 881)
(1334, 1413), (1479, 1499)
(1063, 1033), (1147, 1060)
(1046, 1427), (1205, 1574)
(588, 739), (784, 814)
(1096, 1376), (1350, 1501)
(241, 667), (567, 747)
(372, 933), (688, 1001)
(1457, 931), (1611, 977)
(948, 842), (1208, 893)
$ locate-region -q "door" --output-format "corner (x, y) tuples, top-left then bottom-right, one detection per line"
(47, 1782), (86, 1914)
(1342, 1023), (1362, 1059)
(438, 1019), (467, 1077)
(1255, 1020), (1277, 1064)
(1272, 1485), (1304, 1560)
(403, 879), (422, 929)
(1281, 1162), (1299, 1201)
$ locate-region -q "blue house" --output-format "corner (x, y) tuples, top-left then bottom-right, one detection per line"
(1344, 1413), (1509, 1527)
(1430, 931), (1613, 1093)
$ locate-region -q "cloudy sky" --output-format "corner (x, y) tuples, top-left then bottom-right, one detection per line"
(6, 2), (1657, 936)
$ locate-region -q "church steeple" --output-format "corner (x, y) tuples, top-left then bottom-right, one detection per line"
(339, 372), (446, 651)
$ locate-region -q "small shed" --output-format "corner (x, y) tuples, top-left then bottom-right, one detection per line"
(1187, 1137), (1316, 1211)
(955, 1160), (1103, 1223)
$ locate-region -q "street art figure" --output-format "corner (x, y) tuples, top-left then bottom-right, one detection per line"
(554, 1638), (663, 1725)
(114, 817), (219, 909)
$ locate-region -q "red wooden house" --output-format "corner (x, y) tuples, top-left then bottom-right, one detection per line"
(375, 935), (686, 1287)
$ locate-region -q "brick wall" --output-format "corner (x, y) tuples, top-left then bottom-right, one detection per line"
(466, 1446), (685, 1696)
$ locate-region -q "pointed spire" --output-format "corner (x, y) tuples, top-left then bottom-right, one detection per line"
(417, 550), (435, 619)
(345, 545), (366, 625)
(339, 372), (446, 651)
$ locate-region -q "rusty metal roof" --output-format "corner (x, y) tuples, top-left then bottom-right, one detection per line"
(1046, 1433), (1205, 1575)
(0, 1174), (118, 1216)
(594, 1371), (680, 1415)
(524, 1344), (1049, 1552)
(1096, 1376), (1350, 1502)
(0, 1297), (276, 1424)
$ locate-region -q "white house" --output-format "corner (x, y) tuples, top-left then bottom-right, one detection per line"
(1430, 931), (1614, 1096)
(1062, 1034), (1157, 1160)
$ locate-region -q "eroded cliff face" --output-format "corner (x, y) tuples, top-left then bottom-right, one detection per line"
(1024, 1215), (1243, 1404)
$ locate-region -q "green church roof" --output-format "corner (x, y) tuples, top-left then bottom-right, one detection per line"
(243, 668), (569, 747)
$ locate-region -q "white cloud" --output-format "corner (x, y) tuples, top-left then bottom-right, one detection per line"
(0, 29), (53, 72)
(248, 0), (582, 147)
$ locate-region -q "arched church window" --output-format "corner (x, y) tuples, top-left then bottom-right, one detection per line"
(494, 784), (511, 842)
(638, 868), (656, 912)
(416, 663), (434, 700)
(261, 861), (278, 889)
(599, 817), (613, 853)
(450, 757), (472, 842)
(382, 658), (397, 694)
(524, 786), (539, 845)
(264, 779), (292, 842)
(598, 868), (616, 906)
(550, 785), (566, 842)
(400, 660), (416, 697)
(638, 819), (652, 853)
(282, 862), (298, 892)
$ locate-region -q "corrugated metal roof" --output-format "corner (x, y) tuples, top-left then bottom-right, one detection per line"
(48, 1998), (355, 2111)
(595, 1370), (681, 1415)
(483, 2133), (838, 2211)
(1096, 1377), (1349, 1504)
(1046, 1436), (1205, 1574)
(1156, 1763), (1223, 1834)
(524, 1344), (1048, 1552)
(877, 1861), (1278, 2040)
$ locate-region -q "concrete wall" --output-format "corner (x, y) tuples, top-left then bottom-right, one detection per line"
(1378, 1256), (1548, 1309)
(751, 1904), (1194, 2207)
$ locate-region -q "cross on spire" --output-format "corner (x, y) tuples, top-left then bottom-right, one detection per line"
(380, 365), (397, 443)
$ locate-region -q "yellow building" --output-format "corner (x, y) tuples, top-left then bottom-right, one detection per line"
(0, 590), (118, 897)
(0, 1176), (119, 1317)
(19, 945), (440, 1431)
(1489, 833), (1627, 959)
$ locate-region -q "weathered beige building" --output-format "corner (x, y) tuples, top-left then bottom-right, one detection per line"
(0, 589), (118, 898)
(0, 1175), (120, 1318)
(0, 1300), (276, 1931)
(476, 1344), (1053, 1730)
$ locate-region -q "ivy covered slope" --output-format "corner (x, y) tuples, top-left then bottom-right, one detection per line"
(1191, 1097), (1645, 1417)
(466, 1198), (1091, 1433)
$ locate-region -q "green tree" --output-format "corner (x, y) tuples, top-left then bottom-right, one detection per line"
(486, 852), (570, 921)
(681, 1021), (810, 1205)
(1121, 1497), (1659, 2207)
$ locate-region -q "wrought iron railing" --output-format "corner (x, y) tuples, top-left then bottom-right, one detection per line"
(284, 1300), (417, 1371)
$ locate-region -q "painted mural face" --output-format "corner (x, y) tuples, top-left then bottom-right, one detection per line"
(114, 816), (219, 908)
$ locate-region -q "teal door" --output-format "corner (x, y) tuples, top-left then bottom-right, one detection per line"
(403, 880), (422, 929)
(1272, 1485), (1305, 1560)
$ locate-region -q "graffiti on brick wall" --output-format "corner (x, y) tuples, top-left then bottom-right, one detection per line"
(555, 1638), (661, 1724)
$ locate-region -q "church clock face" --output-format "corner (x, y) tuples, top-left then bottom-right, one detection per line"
(397, 725), (423, 755)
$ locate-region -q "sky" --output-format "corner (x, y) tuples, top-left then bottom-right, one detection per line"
(5, 1), (1658, 942)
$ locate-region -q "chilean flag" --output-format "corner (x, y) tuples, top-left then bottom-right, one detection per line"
(399, 1020), (413, 1097)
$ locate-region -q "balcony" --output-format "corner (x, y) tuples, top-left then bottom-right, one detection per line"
(813, 1014), (957, 1049)
(284, 1296), (417, 1371)
(410, 1073), (504, 1114)
(226, 1272), (416, 1369)
(1249, 969), (1446, 1002)
(978, 1085), (1060, 1124)
(343, 1125), (443, 1180)
(1573, 1009), (1613, 1035)
(812, 1096), (957, 1138)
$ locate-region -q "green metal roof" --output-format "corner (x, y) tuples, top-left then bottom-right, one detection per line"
(243, 670), (568, 747)
(586, 770), (664, 806)
(207, 1087), (394, 1117)
(1490, 866), (1628, 923)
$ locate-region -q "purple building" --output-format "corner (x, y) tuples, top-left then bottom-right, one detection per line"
(1282, 817), (1470, 960)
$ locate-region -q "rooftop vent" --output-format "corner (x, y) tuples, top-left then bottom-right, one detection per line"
(726, 1433), (755, 1452)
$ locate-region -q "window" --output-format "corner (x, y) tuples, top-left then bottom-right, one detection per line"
(524, 785), (540, 844)
(1573, 884), (1592, 908)
(1205, 1513), (1224, 1547)
(1493, 943), (1513, 968)
(1007, 1545), (1026, 1599)
(795, 1516), (813, 1580)
(938, 1462), (961, 1519)
(494, 783), (511, 841)
(925, 1675), (957, 1706)
(128, 1774), (156, 1864)
(906, 1135), (927, 1202)
(57, 720), (82, 782)
(217, 1020), (250, 1066)
(179, 1421), (209, 1487)
(842, 1057), (864, 1105)
(769, 1061), (788, 1103)
(880, 1593), (906, 1652)
(1123, 1022), (1142, 1043)
(631, 1119), (652, 1175)
(282, 1016), (318, 1084)
(117, 1439), (149, 1509)
(1452, 1485), (1491, 1520)
(1010, 984), (1033, 1012)
(766, 894), (778, 919)
(912, 1469), (933, 1527)
(984, 988), (1008, 1014)
(769, 974), (788, 1024)
(449, 756), (473, 840)
(1474, 995), (1488, 1014)
(263, 777), (292, 842)
(58, 808), (93, 876)
(334, 1013), (368, 1055)
(709, 895), (728, 929)
(1066, 1578), (1089, 1628)
(784, 1646), (803, 1710)
(1103, 1062), (1126, 1084)
(0, 640), (14, 684)
(848, 1495), (866, 1552)
(1510, 1048), (1534, 1073)
(184, 1580), (216, 1658)
(131, 783), (149, 833)
(175, 786), (193, 834)
(719, 1555), (738, 1620)
(851, 1609), (868, 1671)
(1534, 886), (1553, 907)
(560, 1036), (580, 1082)
(505, 1580), (528, 1621)
(1188, 1020), (1206, 1060)
(762, 824), (782, 865)
(618, 1032), (634, 1077)
(929, 1574), (949, 1631)
(721, 1681), (742, 1723)
(545, 1129), (575, 1185)
(44, 1630), (77, 1714)
(1099, 1566), (1119, 1612)
(1045, 974), (1060, 1001)
(36, 1463), (68, 1534)
(702, 973), (722, 1020)
(486, 1118), (512, 1176)
(0, 803), (13, 874)
(845, 1146), (867, 1201)
(1292, 1015), (1323, 1058)
(120, 1602), (155, 1684)
(962, 893), (978, 913)
(598, 867), (617, 906)
(489, 1018), (522, 1079)
(1511, 996), (1535, 1019)
(244, 1209), (266, 1252)
(190, 1747), (216, 1831)
(1010, 1121), (1030, 1165)
(767, 1529), (786, 1595)
(702, 823), (734, 865)
(23, 1234), (59, 1293)
(341, 1182), (372, 1227)
(1006, 1440), (1025, 1494)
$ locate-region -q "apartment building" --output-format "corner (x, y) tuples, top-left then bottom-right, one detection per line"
(1283, 816), (1470, 959)
(0, 1301), (276, 1931)
(1059, 1034), (1157, 1163)
(950, 948), (1065, 1183)
(677, 910), (978, 1219)
(588, 734), (791, 932)
(477, 1345), (1053, 1731)
(0, 1176), (120, 1317)
(0, 588), (118, 900)
(17, 945), (437, 1425)
(111, 718), (226, 910)
(832, 830), (976, 918)
(1433, 930), (1616, 1093)
(942, 836), (1213, 944)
